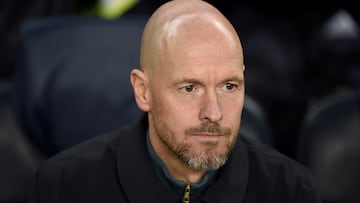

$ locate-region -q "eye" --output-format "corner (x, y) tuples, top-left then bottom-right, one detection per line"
(224, 83), (237, 91)
(181, 84), (194, 92)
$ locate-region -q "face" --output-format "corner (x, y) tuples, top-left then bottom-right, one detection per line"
(147, 17), (244, 171)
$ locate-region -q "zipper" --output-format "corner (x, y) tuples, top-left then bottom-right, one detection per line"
(182, 184), (191, 203)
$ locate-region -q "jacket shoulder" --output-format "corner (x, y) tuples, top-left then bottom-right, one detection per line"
(28, 127), (131, 202)
(241, 137), (322, 202)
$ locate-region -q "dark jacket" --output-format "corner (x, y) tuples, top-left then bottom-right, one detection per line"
(28, 116), (321, 203)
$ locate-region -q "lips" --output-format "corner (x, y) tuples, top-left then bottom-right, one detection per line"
(185, 123), (232, 137)
(191, 133), (222, 137)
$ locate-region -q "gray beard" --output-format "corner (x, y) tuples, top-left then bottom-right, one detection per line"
(153, 116), (236, 171)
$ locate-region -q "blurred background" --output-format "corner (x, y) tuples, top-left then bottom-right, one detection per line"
(1, 0), (360, 203)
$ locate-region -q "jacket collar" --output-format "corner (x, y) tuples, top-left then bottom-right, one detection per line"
(115, 114), (249, 203)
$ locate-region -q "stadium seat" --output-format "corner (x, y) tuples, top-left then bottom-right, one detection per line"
(296, 89), (360, 203)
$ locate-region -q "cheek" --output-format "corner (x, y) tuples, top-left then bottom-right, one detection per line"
(220, 96), (244, 125)
(151, 88), (198, 116)
(151, 91), (200, 135)
(150, 91), (178, 125)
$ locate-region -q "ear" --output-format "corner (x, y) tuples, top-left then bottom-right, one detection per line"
(130, 69), (151, 112)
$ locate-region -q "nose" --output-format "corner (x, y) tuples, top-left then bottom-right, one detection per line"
(199, 90), (223, 122)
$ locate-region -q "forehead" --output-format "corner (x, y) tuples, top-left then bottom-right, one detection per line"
(159, 44), (243, 85)
(145, 10), (244, 83)
(159, 15), (242, 69)
(164, 13), (235, 42)
(164, 13), (239, 50)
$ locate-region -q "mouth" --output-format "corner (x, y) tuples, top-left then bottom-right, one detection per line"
(190, 133), (223, 141)
(185, 123), (232, 137)
(191, 133), (222, 137)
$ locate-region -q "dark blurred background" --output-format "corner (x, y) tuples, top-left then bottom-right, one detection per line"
(4, 0), (359, 156)
(1, 1), (360, 203)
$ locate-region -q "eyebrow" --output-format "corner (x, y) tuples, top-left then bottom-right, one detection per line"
(222, 76), (244, 83)
(173, 78), (203, 86)
(173, 76), (244, 86)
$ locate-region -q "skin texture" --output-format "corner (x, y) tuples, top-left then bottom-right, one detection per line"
(130, 0), (244, 184)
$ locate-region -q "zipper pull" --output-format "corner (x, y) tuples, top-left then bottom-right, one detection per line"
(182, 184), (191, 203)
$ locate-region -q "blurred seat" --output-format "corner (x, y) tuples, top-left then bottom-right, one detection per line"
(13, 15), (274, 158)
(295, 89), (360, 203)
(0, 82), (45, 203)
(304, 9), (360, 99)
(13, 15), (147, 156)
(241, 95), (273, 146)
(232, 10), (305, 157)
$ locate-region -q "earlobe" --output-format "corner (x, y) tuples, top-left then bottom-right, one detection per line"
(130, 69), (151, 112)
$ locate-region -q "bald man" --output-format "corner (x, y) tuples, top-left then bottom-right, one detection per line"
(28, 0), (321, 202)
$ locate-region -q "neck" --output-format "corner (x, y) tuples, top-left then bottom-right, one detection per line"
(165, 158), (206, 184)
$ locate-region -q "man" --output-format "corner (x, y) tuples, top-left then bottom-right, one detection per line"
(28, 0), (322, 202)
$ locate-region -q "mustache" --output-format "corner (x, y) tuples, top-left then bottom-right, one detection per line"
(185, 122), (232, 136)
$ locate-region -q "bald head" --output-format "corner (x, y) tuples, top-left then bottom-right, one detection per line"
(140, 0), (243, 77)
(131, 0), (245, 174)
